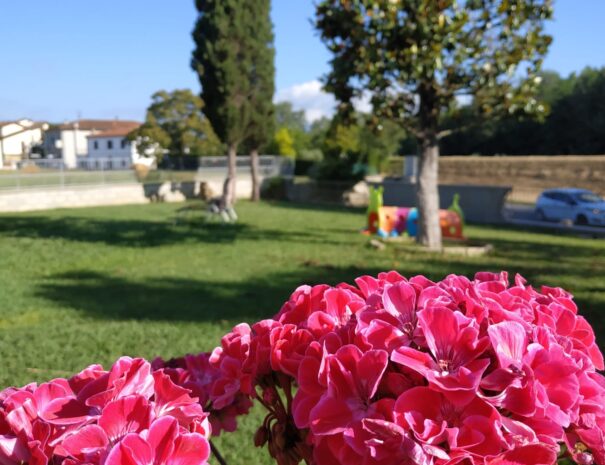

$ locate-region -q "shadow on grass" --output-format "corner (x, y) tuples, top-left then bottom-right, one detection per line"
(0, 215), (343, 247)
(34, 266), (375, 324)
(34, 257), (605, 350)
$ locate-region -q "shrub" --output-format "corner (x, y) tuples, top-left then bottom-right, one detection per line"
(261, 176), (289, 201)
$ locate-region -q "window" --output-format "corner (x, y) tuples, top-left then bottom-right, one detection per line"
(93, 141), (98, 150)
(575, 192), (603, 204)
(121, 138), (128, 149)
(107, 140), (113, 150)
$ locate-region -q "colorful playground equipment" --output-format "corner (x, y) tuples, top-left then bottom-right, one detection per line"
(364, 186), (464, 239)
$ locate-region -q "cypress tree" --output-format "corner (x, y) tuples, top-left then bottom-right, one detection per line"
(243, 0), (275, 202)
(192, 0), (253, 207)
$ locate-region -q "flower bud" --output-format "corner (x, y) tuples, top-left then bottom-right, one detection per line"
(254, 426), (269, 447)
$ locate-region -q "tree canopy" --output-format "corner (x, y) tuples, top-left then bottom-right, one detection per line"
(315, 0), (553, 135)
(128, 89), (222, 158)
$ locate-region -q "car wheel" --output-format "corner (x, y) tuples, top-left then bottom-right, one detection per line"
(536, 209), (546, 221)
(576, 214), (588, 226)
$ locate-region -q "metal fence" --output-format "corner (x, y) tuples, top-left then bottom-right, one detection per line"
(0, 155), (292, 192)
(0, 169), (137, 191)
(162, 155), (294, 177)
(198, 155), (294, 177)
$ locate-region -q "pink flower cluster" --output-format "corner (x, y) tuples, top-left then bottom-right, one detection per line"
(151, 352), (252, 436)
(0, 356), (211, 465)
(210, 271), (605, 465)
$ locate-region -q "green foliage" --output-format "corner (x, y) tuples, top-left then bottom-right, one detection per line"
(128, 89), (223, 158)
(320, 115), (406, 174)
(269, 102), (313, 157)
(272, 127), (296, 158)
(311, 152), (366, 182)
(274, 102), (307, 132)
(192, 0), (254, 148)
(440, 67), (605, 155)
(315, 0), (553, 137)
(260, 176), (288, 200)
(323, 122), (361, 158)
(243, 0), (275, 152)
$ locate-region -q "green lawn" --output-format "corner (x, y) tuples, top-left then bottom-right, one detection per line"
(0, 201), (604, 464)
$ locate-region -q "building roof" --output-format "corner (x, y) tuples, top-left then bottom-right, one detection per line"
(0, 119), (40, 128)
(87, 122), (141, 139)
(57, 119), (141, 132)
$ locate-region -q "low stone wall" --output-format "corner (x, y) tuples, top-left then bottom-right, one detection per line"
(439, 155), (605, 203)
(377, 181), (511, 224)
(0, 178), (255, 213)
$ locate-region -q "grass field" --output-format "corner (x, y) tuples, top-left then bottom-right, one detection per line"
(0, 201), (604, 463)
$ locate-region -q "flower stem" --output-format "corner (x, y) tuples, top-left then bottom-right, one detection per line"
(210, 440), (228, 465)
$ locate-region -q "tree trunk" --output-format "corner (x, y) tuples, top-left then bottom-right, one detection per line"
(250, 148), (261, 202)
(222, 143), (237, 209)
(416, 133), (442, 250)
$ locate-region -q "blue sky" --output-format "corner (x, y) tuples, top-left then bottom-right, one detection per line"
(1, 0), (603, 123)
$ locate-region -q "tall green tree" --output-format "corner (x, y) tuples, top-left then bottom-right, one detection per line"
(243, 0), (275, 202)
(192, 0), (253, 207)
(316, 0), (553, 249)
(128, 89), (222, 159)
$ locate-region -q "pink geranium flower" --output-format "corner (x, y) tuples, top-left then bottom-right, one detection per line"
(1, 357), (210, 465)
(357, 281), (420, 352)
(308, 345), (390, 436)
(104, 416), (210, 465)
(61, 395), (152, 462)
(394, 386), (506, 458)
(392, 306), (490, 396)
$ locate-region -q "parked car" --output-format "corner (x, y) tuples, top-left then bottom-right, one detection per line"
(535, 188), (605, 226)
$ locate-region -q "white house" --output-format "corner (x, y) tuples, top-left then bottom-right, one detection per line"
(42, 119), (140, 168)
(0, 119), (47, 168)
(84, 122), (142, 170)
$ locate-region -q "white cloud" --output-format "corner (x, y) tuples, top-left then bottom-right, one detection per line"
(275, 80), (336, 123)
(275, 79), (374, 123)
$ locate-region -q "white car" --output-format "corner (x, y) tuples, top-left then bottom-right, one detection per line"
(535, 188), (605, 226)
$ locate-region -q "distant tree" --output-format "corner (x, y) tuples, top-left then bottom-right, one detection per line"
(128, 89), (222, 159)
(243, 0), (275, 202)
(546, 67), (605, 154)
(321, 115), (405, 173)
(358, 119), (406, 173)
(271, 127), (296, 158)
(441, 67), (605, 155)
(127, 122), (171, 159)
(316, 0), (553, 249)
(271, 102), (312, 157)
(274, 102), (307, 132)
(323, 121), (361, 158)
(192, 0), (253, 208)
